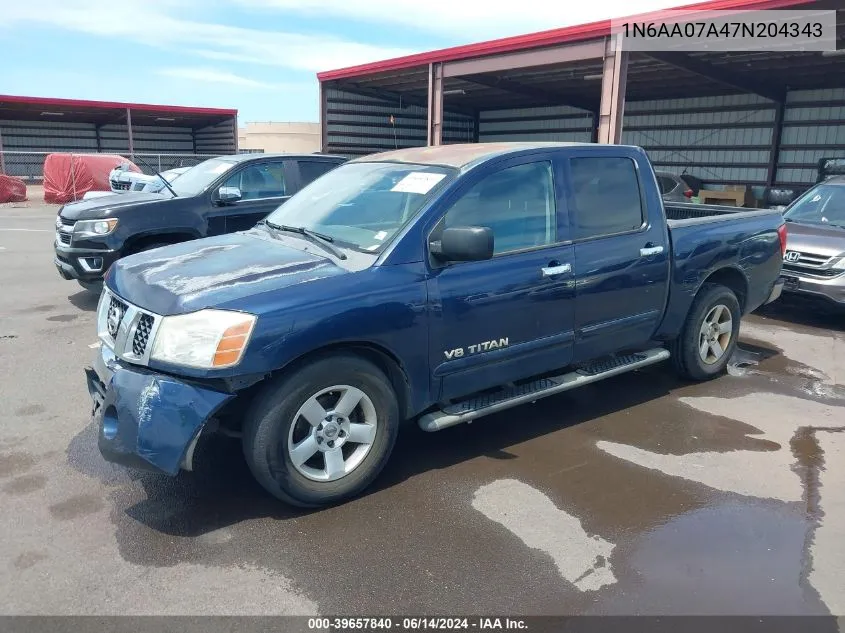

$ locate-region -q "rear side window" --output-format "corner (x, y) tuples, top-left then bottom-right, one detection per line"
(298, 161), (340, 187)
(569, 157), (644, 240)
(657, 175), (676, 195)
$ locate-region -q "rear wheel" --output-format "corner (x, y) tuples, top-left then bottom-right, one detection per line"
(670, 283), (741, 381)
(243, 354), (400, 507)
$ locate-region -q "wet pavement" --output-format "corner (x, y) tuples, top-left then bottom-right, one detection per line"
(1, 206), (844, 615)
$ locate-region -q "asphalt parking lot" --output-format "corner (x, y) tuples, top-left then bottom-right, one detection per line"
(1, 203), (844, 617)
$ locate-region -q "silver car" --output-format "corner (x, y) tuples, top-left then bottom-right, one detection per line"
(781, 176), (845, 308)
(655, 170), (694, 202)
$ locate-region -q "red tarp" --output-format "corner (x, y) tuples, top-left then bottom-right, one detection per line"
(0, 175), (28, 203)
(43, 153), (141, 204)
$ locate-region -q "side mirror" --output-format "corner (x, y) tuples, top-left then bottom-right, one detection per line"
(431, 226), (494, 263)
(216, 186), (242, 204)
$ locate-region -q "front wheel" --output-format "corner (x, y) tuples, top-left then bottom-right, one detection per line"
(670, 283), (741, 381)
(243, 354), (400, 507)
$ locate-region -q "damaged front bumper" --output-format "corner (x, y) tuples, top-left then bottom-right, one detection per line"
(86, 345), (234, 475)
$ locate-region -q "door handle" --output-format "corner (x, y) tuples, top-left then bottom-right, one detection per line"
(541, 263), (571, 277)
(640, 245), (664, 257)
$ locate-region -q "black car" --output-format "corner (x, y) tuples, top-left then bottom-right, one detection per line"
(54, 152), (347, 291)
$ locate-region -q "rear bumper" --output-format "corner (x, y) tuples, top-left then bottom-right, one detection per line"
(87, 345), (234, 475)
(54, 241), (120, 282)
(765, 278), (784, 304)
(780, 272), (845, 306)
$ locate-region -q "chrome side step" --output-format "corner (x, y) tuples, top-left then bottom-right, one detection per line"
(418, 348), (670, 432)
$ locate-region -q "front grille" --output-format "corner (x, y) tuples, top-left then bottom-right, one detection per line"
(97, 289), (162, 365)
(132, 314), (155, 356)
(110, 179), (130, 191)
(109, 296), (128, 331)
(784, 250), (831, 268)
(60, 217), (75, 227)
(58, 232), (71, 245)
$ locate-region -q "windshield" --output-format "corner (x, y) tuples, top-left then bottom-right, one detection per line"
(166, 158), (237, 196)
(784, 184), (845, 228)
(263, 161), (456, 253)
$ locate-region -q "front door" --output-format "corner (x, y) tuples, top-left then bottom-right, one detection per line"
(565, 152), (670, 361)
(426, 157), (576, 402)
(220, 160), (291, 233)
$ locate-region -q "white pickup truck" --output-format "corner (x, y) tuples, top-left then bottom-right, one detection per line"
(82, 165), (190, 200)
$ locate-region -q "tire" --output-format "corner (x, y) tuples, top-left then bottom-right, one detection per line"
(242, 354), (400, 507)
(670, 283), (741, 381)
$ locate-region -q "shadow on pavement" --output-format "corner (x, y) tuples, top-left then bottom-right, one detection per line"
(111, 363), (710, 538)
(68, 289), (100, 312)
(756, 294), (844, 332)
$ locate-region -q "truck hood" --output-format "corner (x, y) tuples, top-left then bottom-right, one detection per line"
(785, 221), (845, 257)
(107, 231), (347, 315)
(59, 192), (170, 220)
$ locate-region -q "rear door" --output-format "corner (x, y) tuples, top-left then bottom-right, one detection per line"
(219, 159), (292, 233)
(565, 151), (670, 361)
(426, 155), (576, 401)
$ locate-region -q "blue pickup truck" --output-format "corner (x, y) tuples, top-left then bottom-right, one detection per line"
(86, 142), (786, 507)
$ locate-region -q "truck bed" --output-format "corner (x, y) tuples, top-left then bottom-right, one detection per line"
(657, 201), (785, 340)
(664, 201), (780, 226)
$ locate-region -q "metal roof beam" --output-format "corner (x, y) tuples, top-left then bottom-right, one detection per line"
(645, 51), (785, 102)
(460, 74), (597, 113)
(333, 81), (476, 117)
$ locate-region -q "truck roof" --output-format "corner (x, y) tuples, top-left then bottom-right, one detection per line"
(220, 152), (347, 164)
(350, 142), (639, 169)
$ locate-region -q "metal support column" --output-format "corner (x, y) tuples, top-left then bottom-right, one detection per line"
(231, 116), (239, 154)
(0, 125), (5, 174)
(319, 82), (329, 153)
(597, 34), (629, 145)
(126, 108), (135, 160)
(766, 100), (785, 188)
(427, 62), (444, 147)
(95, 125), (103, 153)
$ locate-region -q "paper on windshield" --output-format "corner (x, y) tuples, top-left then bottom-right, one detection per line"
(391, 172), (445, 195)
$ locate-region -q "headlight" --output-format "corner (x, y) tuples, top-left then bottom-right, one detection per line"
(74, 218), (118, 237)
(150, 309), (257, 369)
(832, 256), (845, 270)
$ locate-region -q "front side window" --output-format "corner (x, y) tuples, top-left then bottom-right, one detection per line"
(784, 184), (845, 228)
(223, 162), (286, 200)
(441, 161), (557, 255)
(264, 161), (455, 253)
(569, 156), (644, 240)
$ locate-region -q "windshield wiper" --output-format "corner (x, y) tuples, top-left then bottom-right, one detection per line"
(132, 154), (179, 197)
(260, 220), (347, 260)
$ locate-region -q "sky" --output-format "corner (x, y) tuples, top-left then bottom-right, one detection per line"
(2, 0), (684, 123)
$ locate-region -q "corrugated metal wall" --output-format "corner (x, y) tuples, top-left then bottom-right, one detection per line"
(0, 119), (99, 153)
(478, 105), (593, 143)
(777, 87), (845, 188)
(322, 83), (845, 192)
(195, 120), (238, 155)
(622, 94), (777, 188)
(325, 87), (474, 157)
